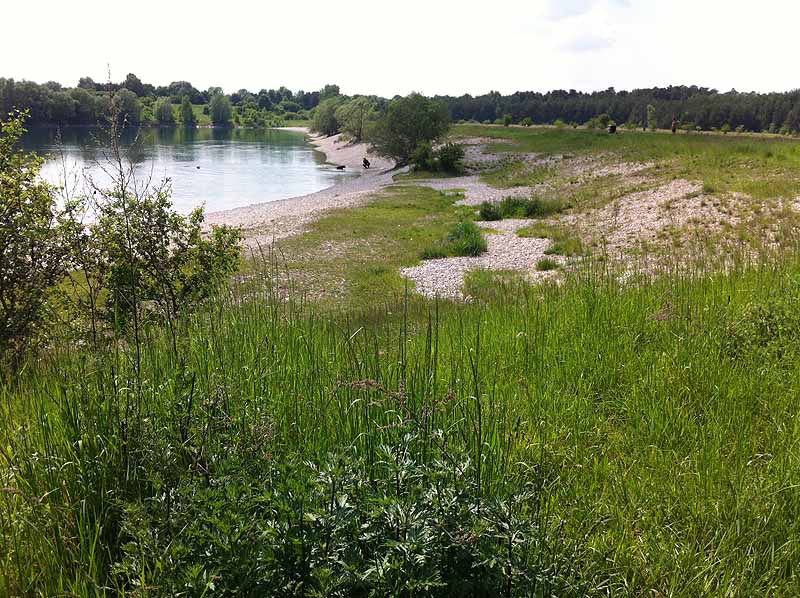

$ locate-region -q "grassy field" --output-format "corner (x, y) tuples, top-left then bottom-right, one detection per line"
(5, 125), (800, 596)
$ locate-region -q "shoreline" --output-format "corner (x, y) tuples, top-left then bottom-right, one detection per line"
(205, 130), (396, 245)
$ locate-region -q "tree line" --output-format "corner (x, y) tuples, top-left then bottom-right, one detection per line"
(0, 74), (337, 127)
(6, 74), (800, 134)
(437, 86), (800, 133)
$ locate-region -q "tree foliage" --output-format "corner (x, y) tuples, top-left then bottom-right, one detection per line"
(0, 111), (242, 368)
(334, 97), (375, 141)
(154, 97), (174, 125)
(179, 95), (196, 126)
(369, 93), (450, 165)
(0, 112), (77, 361)
(209, 93), (232, 125)
(311, 95), (345, 136)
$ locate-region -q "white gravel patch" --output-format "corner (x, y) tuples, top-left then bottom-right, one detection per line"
(401, 219), (559, 300)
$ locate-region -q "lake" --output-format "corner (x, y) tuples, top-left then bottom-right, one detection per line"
(23, 127), (353, 214)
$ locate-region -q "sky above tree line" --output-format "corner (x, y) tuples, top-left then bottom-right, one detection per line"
(3, 0), (797, 97)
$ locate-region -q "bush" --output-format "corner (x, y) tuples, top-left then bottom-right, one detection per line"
(721, 123), (731, 134)
(447, 221), (487, 256)
(436, 142), (465, 173)
(479, 201), (502, 221)
(0, 112), (78, 364)
(422, 221), (487, 259)
(412, 142), (465, 174)
(521, 117), (533, 127)
(411, 141), (437, 171)
(503, 114), (513, 127)
(736, 124), (746, 133)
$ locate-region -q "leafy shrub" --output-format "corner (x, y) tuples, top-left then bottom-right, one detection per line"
(521, 117), (533, 127)
(436, 142), (465, 173)
(412, 142), (465, 174)
(736, 124), (746, 133)
(479, 201), (502, 221)
(111, 433), (581, 596)
(721, 123), (731, 134)
(412, 141), (437, 171)
(447, 221), (487, 256)
(722, 297), (800, 360)
(422, 221), (487, 259)
(0, 112), (78, 363)
(503, 114), (513, 126)
(554, 119), (566, 128)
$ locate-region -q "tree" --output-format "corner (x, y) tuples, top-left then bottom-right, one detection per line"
(112, 89), (142, 126)
(123, 73), (145, 97)
(312, 96), (345, 136)
(503, 114), (512, 126)
(180, 96), (196, 126)
(335, 97), (375, 141)
(319, 84), (340, 101)
(154, 97), (175, 125)
(647, 104), (657, 131)
(209, 93), (232, 125)
(0, 112), (77, 364)
(369, 93), (450, 165)
(78, 76), (97, 90)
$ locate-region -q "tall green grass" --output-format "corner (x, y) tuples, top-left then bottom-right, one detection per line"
(4, 254), (800, 595)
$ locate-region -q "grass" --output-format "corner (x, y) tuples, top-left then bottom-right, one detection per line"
(480, 160), (555, 188)
(455, 123), (800, 200)
(266, 185), (474, 307)
(535, 257), (559, 271)
(8, 124), (800, 595)
(7, 255), (800, 595)
(518, 221), (587, 257)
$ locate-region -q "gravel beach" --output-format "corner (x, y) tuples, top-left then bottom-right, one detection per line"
(205, 130), (395, 246)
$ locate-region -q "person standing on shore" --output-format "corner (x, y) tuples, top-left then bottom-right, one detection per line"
(363, 157), (371, 169)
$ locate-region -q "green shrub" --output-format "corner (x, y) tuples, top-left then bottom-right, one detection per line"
(437, 142), (465, 173)
(411, 141), (437, 171)
(521, 117), (533, 127)
(721, 123), (731, 134)
(422, 221), (488, 259)
(503, 114), (513, 127)
(479, 201), (502, 221)
(447, 221), (488, 256)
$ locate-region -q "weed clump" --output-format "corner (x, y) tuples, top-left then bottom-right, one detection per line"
(422, 221), (487, 259)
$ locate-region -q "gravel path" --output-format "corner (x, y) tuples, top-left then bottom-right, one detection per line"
(205, 132), (397, 246)
(401, 220), (560, 300)
(412, 175), (547, 207)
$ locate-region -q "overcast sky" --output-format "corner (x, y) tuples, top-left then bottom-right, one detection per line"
(3, 0), (797, 97)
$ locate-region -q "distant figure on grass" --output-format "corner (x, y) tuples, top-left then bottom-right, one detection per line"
(671, 117), (678, 134)
(363, 157), (371, 169)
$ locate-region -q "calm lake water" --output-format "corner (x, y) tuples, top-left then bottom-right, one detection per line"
(23, 127), (353, 214)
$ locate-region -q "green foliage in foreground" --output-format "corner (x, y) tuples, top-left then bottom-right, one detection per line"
(421, 220), (487, 259)
(6, 256), (800, 595)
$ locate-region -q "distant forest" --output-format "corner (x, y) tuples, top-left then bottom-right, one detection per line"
(438, 86), (800, 133)
(3, 74), (800, 134)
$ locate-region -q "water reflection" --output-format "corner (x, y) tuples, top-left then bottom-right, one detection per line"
(23, 126), (353, 213)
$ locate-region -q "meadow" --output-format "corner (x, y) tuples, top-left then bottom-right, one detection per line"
(4, 125), (800, 596)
